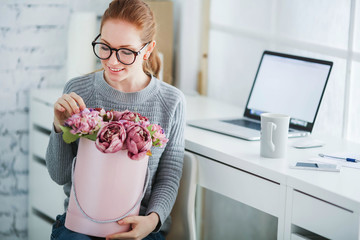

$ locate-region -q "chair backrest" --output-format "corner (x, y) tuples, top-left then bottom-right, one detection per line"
(166, 152), (198, 240)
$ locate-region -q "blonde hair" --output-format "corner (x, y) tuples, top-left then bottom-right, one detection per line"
(100, 0), (161, 78)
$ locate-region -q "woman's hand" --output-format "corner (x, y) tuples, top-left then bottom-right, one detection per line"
(53, 92), (86, 132)
(106, 212), (159, 240)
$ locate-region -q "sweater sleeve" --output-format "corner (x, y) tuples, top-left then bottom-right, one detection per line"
(46, 128), (78, 185)
(45, 76), (91, 185)
(145, 91), (186, 231)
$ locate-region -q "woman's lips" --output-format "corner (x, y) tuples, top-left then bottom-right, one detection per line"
(107, 65), (124, 73)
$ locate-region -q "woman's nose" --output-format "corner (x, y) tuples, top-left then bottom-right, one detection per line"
(108, 51), (120, 65)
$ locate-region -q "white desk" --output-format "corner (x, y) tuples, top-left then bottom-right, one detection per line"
(185, 95), (360, 240)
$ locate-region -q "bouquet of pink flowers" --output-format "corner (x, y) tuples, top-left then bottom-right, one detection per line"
(61, 108), (168, 237)
(60, 108), (168, 160)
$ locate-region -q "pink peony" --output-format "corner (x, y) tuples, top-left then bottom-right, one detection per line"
(65, 108), (103, 136)
(112, 111), (124, 121)
(113, 110), (149, 125)
(120, 120), (136, 130)
(62, 108), (168, 156)
(99, 108), (114, 122)
(95, 122), (127, 153)
(125, 124), (152, 160)
(148, 124), (168, 147)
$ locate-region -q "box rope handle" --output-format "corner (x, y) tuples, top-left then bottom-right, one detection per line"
(71, 156), (150, 223)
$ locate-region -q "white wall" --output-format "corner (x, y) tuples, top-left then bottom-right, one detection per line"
(0, 1), (108, 239)
(206, 0), (360, 142)
(0, 2), (68, 239)
(173, 0), (202, 95)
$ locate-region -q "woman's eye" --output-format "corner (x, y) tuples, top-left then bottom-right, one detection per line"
(101, 46), (109, 51)
(121, 50), (133, 56)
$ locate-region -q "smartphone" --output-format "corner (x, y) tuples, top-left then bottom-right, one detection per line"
(290, 161), (340, 172)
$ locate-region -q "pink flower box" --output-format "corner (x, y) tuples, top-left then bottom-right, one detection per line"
(59, 108), (168, 237)
(65, 138), (149, 237)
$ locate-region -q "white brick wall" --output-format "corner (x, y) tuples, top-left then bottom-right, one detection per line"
(0, 1), (70, 239)
(0, 0), (111, 238)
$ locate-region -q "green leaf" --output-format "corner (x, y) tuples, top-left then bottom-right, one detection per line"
(83, 132), (98, 141)
(153, 139), (160, 147)
(60, 126), (80, 144)
(147, 125), (156, 136)
(135, 115), (140, 123)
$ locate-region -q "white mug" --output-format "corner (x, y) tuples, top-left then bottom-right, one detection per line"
(260, 113), (290, 158)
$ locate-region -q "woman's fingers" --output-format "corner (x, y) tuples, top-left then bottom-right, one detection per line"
(55, 96), (75, 117)
(53, 92), (87, 129)
(69, 92), (86, 111)
(118, 216), (136, 225)
(106, 230), (140, 240)
(54, 101), (65, 113)
(63, 93), (80, 114)
(55, 92), (86, 116)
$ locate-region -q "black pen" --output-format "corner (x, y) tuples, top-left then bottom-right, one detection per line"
(319, 153), (359, 163)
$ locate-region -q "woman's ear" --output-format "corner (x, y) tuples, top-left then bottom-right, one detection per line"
(144, 41), (156, 60)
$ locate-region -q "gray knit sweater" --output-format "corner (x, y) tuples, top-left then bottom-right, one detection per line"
(45, 71), (186, 234)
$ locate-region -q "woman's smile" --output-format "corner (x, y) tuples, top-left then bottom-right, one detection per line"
(107, 65), (125, 73)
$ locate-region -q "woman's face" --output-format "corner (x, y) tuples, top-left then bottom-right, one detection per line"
(100, 19), (146, 86)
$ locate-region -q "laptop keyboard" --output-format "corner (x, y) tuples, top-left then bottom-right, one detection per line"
(222, 119), (261, 130)
(222, 119), (298, 133)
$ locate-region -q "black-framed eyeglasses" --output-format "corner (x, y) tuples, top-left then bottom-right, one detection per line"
(91, 34), (150, 65)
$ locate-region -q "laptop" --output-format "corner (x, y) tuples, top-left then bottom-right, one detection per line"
(187, 50), (333, 140)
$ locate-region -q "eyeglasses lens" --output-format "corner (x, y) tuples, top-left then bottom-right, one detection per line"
(93, 43), (135, 65)
(94, 43), (111, 59)
(118, 49), (135, 65)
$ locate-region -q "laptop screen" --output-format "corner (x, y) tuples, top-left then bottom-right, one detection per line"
(244, 51), (333, 132)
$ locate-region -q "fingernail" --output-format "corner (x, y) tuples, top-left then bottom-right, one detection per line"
(118, 220), (124, 224)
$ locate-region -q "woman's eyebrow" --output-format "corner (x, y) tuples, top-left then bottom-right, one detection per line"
(100, 38), (133, 48)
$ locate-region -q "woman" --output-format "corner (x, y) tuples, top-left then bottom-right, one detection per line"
(46, 0), (185, 239)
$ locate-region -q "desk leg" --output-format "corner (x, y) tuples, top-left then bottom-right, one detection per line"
(283, 186), (294, 239)
(195, 185), (205, 240)
(357, 214), (360, 240)
(277, 184), (287, 240)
